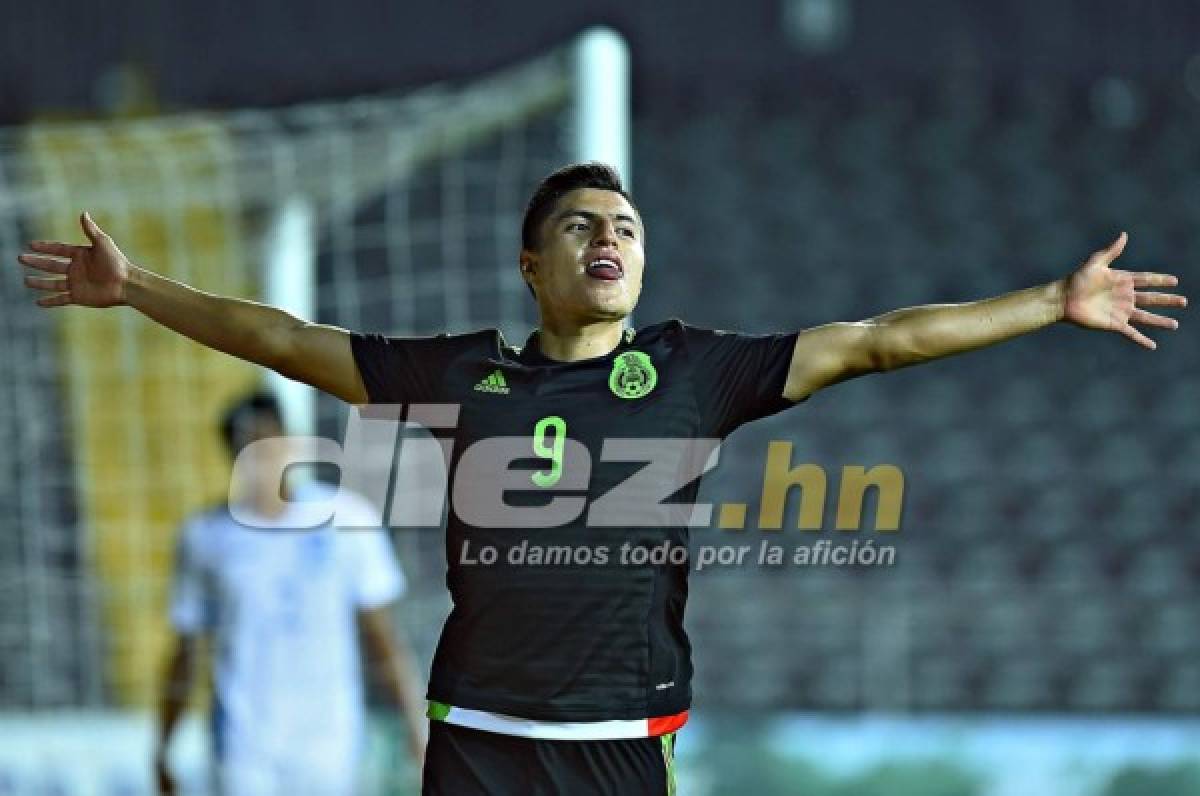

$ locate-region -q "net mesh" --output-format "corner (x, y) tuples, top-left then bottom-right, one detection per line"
(0, 48), (575, 712)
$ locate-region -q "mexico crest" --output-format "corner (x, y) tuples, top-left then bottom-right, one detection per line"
(609, 351), (657, 400)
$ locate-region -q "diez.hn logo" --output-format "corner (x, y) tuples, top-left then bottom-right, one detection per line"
(229, 404), (904, 533)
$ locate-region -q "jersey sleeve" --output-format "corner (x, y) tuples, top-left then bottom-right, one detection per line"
(168, 517), (214, 635)
(349, 332), (465, 404)
(681, 322), (804, 438)
(336, 491), (407, 609)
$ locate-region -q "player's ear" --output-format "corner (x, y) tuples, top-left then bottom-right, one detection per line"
(519, 250), (537, 286)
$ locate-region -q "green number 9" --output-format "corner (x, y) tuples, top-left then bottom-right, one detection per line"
(531, 415), (566, 488)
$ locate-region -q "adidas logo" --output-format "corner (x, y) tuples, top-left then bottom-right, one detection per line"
(473, 369), (510, 395)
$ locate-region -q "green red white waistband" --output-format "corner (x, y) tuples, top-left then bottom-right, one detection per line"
(426, 701), (689, 740)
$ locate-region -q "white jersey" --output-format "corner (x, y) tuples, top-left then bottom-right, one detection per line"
(169, 481), (405, 792)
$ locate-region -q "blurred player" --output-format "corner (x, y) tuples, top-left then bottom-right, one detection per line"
(154, 390), (426, 795)
(18, 163), (1186, 793)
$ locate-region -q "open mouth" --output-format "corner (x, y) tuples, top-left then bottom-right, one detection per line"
(585, 256), (624, 281)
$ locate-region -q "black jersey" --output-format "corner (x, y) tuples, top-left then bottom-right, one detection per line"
(351, 319), (801, 723)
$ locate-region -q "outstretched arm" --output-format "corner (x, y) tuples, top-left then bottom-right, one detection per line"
(17, 213), (369, 404)
(783, 233), (1187, 402)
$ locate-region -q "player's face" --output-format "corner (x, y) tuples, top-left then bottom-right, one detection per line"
(522, 188), (644, 323)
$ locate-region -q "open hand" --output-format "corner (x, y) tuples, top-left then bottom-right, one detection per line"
(17, 212), (130, 308)
(1063, 232), (1187, 349)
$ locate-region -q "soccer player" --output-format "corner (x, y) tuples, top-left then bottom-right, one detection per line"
(154, 390), (426, 795)
(18, 163), (1186, 794)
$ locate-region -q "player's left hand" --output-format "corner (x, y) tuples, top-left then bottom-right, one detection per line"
(1063, 232), (1187, 349)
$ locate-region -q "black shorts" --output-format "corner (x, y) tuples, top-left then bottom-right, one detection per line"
(421, 721), (678, 796)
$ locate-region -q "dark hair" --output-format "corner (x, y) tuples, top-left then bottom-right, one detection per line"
(520, 161), (632, 251)
(220, 390), (284, 455)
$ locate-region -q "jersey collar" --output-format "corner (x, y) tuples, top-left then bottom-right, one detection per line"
(517, 326), (636, 366)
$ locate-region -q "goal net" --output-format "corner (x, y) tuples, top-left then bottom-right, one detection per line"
(0, 28), (628, 792)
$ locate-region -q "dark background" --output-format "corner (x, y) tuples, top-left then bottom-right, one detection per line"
(6, 0), (1200, 121)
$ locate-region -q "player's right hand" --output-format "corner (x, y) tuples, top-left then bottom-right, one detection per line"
(17, 212), (130, 308)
